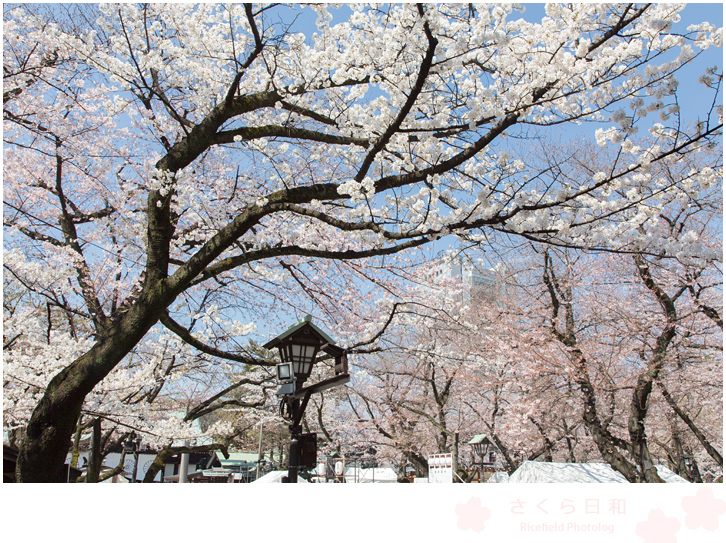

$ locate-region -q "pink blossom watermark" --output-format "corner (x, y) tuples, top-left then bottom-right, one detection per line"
(682, 487), (726, 532)
(635, 509), (681, 543)
(455, 488), (725, 539)
(455, 497), (491, 532)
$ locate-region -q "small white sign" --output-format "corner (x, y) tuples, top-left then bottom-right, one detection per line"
(427, 453), (453, 483)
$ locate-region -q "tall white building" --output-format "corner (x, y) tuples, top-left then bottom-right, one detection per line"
(430, 256), (502, 305)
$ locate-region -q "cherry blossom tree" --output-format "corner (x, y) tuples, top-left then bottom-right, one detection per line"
(524, 173), (722, 480)
(3, 3), (722, 482)
(3, 265), (276, 481)
(335, 259), (587, 477)
(333, 151), (722, 480)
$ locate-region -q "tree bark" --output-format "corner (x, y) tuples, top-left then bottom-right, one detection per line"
(658, 381), (723, 467)
(403, 450), (429, 477)
(142, 443), (229, 483)
(69, 417), (94, 469)
(542, 251), (643, 482)
(86, 418), (102, 483)
(143, 447), (173, 483)
(529, 416), (554, 462)
(16, 295), (169, 482)
(628, 254), (680, 483)
(76, 451), (127, 483)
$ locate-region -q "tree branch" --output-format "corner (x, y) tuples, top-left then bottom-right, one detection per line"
(159, 312), (274, 366)
(657, 381), (723, 467)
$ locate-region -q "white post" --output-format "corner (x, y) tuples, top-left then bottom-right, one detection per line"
(179, 440), (189, 483)
(452, 431), (459, 482)
(256, 421), (264, 480)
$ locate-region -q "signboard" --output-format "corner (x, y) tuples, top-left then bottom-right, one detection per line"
(298, 433), (317, 469)
(428, 453), (453, 483)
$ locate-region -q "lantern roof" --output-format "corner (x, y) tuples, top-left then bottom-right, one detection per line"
(263, 314), (338, 351)
(468, 434), (495, 446)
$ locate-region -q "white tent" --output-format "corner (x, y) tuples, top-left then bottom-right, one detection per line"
(100, 473), (130, 483)
(494, 461), (689, 483)
(655, 466), (691, 483)
(487, 471), (510, 483)
(252, 470), (311, 483)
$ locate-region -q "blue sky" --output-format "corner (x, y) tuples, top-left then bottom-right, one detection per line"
(276, 3), (721, 153)
(281, 3), (722, 126)
(249, 3), (724, 335)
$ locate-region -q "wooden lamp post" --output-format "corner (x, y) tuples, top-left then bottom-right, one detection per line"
(468, 434), (497, 483)
(264, 315), (350, 483)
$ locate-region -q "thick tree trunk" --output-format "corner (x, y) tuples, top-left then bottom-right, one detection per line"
(543, 256), (640, 482)
(86, 418), (102, 483)
(626, 255), (678, 483)
(571, 349), (643, 482)
(485, 429), (517, 474)
(403, 450), (429, 477)
(14, 82), (267, 481)
(543, 252), (670, 483)
(629, 374), (666, 483)
(16, 372), (90, 483)
(16, 294), (166, 482)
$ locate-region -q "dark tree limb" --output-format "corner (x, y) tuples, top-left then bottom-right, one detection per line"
(184, 377), (270, 422)
(657, 381), (723, 467)
(160, 311), (274, 366)
(142, 442), (230, 483)
(543, 252), (644, 481)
